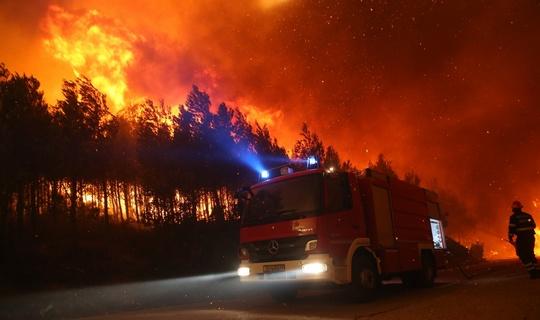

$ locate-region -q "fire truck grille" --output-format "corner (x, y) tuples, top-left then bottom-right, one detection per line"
(246, 235), (317, 263)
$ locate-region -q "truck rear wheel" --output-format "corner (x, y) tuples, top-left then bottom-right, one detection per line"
(401, 252), (436, 288)
(351, 254), (380, 301)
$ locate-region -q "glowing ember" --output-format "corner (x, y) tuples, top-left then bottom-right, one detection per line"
(43, 5), (136, 111)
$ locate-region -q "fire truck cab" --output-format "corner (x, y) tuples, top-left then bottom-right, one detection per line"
(237, 163), (447, 301)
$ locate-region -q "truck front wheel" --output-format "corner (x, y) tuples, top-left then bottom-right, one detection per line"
(351, 254), (380, 301)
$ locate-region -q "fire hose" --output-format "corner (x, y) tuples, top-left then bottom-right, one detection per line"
(446, 250), (474, 280)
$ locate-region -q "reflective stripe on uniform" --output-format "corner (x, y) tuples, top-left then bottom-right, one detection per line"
(509, 223), (517, 227)
(516, 227), (534, 231)
(524, 262), (537, 270)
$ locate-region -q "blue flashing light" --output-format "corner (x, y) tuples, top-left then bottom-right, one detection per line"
(260, 170), (270, 179)
(307, 156), (318, 166)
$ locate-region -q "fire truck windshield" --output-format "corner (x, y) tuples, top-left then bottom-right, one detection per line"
(242, 174), (323, 226)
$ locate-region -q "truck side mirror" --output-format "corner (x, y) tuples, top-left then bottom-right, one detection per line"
(235, 186), (252, 201)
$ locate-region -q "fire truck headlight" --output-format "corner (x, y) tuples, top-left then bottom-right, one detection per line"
(260, 170), (270, 179)
(237, 267), (250, 277)
(302, 262), (327, 274)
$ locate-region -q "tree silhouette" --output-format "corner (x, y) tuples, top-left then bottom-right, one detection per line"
(369, 153), (398, 178)
(253, 123), (288, 169)
(0, 67), (52, 236)
(136, 100), (176, 224)
(54, 77), (116, 223)
(293, 123), (325, 162)
(323, 145), (341, 170)
(0, 62), (372, 232)
(404, 170), (421, 186)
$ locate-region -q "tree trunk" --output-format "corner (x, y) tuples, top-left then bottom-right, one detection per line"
(169, 197), (175, 223)
(16, 185), (24, 236)
(143, 194), (149, 223)
(115, 182), (123, 222)
(50, 180), (59, 220)
(0, 189), (9, 262)
(103, 180), (109, 223)
(69, 178), (77, 223)
(134, 185), (140, 223)
(30, 182), (37, 236)
(190, 191), (198, 222)
(213, 190), (224, 224)
(123, 183), (130, 222)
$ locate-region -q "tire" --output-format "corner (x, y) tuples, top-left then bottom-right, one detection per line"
(400, 272), (418, 288)
(419, 252), (436, 287)
(401, 252), (436, 288)
(350, 254), (380, 301)
(269, 285), (297, 303)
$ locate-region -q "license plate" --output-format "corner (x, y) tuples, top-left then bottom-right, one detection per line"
(263, 264), (285, 273)
(263, 264), (286, 279)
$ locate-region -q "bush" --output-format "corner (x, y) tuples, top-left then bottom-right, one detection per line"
(0, 214), (241, 290)
(445, 237), (484, 265)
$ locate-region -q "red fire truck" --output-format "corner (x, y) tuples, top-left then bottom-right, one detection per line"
(237, 160), (447, 301)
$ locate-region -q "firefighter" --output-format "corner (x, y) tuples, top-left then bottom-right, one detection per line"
(508, 200), (539, 279)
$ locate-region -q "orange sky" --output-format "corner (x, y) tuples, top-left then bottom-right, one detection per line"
(2, 0), (540, 257)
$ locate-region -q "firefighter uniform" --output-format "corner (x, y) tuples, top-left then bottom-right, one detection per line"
(508, 203), (538, 278)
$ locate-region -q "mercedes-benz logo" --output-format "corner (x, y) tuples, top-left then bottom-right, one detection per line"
(267, 240), (279, 255)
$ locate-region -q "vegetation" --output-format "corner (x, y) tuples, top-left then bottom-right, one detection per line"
(0, 63), (357, 287)
(0, 62), (476, 288)
(0, 64), (289, 232)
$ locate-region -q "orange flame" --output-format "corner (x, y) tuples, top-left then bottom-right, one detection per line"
(260, 0), (290, 9)
(43, 5), (136, 112)
(237, 102), (283, 127)
(536, 228), (540, 257)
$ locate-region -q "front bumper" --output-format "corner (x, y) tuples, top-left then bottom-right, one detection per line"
(238, 254), (339, 284)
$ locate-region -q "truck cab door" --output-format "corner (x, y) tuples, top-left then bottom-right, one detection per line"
(371, 185), (399, 273)
(323, 173), (365, 259)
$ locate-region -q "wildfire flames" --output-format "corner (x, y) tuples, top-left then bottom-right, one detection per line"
(536, 228), (540, 257)
(43, 5), (136, 111)
(3, 1), (540, 259)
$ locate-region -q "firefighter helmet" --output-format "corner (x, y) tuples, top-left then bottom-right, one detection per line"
(512, 200), (524, 209)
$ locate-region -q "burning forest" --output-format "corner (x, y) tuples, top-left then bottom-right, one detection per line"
(1, 0), (540, 290)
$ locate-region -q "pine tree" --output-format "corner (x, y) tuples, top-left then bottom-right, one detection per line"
(0, 67), (53, 235)
(368, 153), (398, 178)
(293, 123), (325, 162)
(323, 145), (341, 170)
(55, 77), (116, 223)
(404, 170), (421, 186)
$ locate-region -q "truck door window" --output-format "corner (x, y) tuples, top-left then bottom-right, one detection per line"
(325, 173), (353, 212)
(430, 218), (446, 249)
